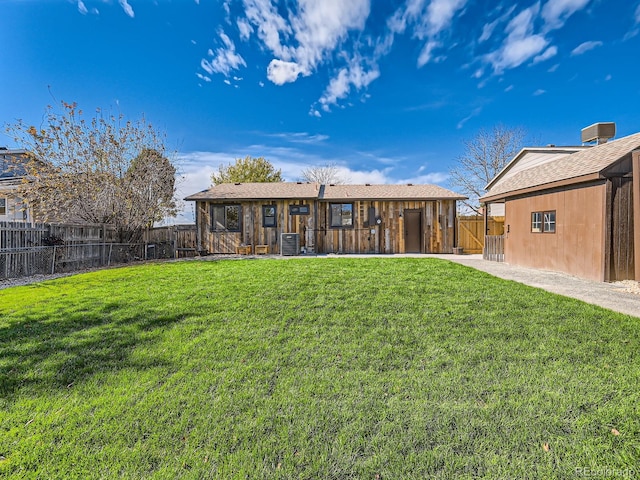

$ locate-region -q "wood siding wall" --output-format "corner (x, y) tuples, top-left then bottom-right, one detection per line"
(197, 200), (316, 255)
(607, 177), (635, 281)
(197, 199), (457, 254)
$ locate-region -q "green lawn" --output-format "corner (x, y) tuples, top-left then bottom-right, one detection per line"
(0, 258), (638, 478)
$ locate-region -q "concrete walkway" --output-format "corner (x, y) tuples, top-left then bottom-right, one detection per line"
(428, 254), (640, 319)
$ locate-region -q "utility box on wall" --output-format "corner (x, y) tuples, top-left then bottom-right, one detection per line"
(281, 233), (300, 256)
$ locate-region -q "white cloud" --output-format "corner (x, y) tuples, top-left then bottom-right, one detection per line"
(417, 40), (439, 67)
(398, 172), (449, 184)
(77, 1), (88, 15)
(237, 18), (253, 41)
(548, 63), (559, 72)
(391, 0), (467, 67)
(570, 40), (602, 56)
(541, 0), (590, 30)
(201, 31), (247, 76)
(636, 3), (640, 23)
(118, 0), (135, 18)
(265, 132), (329, 144)
(478, 6), (517, 43)
(267, 59), (307, 85)
(504, 85), (514, 92)
(318, 59), (380, 111)
(456, 107), (482, 129)
(533, 88), (546, 95)
(532, 45), (557, 64)
(484, 4), (549, 74)
(196, 73), (211, 82)
(605, 74), (612, 81)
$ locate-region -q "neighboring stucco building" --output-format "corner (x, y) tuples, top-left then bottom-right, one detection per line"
(481, 128), (640, 282)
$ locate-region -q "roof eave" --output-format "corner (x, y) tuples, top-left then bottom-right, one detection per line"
(480, 172), (603, 203)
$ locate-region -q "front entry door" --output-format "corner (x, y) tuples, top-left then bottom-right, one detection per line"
(404, 210), (422, 253)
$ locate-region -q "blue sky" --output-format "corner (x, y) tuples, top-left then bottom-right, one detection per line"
(2, 0), (639, 223)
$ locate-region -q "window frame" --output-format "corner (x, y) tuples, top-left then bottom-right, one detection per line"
(262, 205), (277, 228)
(210, 204), (242, 232)
(531, 212), (542, 233)
(329, 203), (354, 228)
(0, 197), (6, 216)
(531, 210), (556, 234)
(543, 210), (556, 233)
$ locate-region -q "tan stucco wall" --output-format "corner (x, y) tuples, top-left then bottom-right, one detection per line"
(504, 182), (607, 281)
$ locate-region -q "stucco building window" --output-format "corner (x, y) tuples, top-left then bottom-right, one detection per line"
(531, 210), (555, 233)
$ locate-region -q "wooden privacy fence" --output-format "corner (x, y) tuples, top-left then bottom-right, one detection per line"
(457, 216), (504, 254)
(0, 222), (197, 279)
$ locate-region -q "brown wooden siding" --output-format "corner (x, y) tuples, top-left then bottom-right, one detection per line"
(196, 198), (458, 254)
(607, 177), (635, 281)
(196, 200), (316, 254)
(315, 200), (457, 254)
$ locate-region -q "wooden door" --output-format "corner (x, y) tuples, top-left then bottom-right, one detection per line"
(609, 177), (634, 281)
(404, 210), (422, 253)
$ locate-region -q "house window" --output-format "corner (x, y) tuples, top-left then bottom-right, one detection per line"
(262, 205), (277, 227)
(289, 204), (310, 215)
(330, 203), (354, 228)
(211, 204), (241, 232)
(531, 210), (555, 233)
(543, 211), (556, 233)
(0, 198), (6, 216)
(531, 212), (542, 233)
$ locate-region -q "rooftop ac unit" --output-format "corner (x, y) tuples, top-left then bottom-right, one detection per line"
(581, 122), (616, 144)
(281, 233), (300, 256)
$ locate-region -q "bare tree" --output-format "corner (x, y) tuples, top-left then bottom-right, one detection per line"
(211, 156), (283, 185)
(6, 101), (177, 241)
(300, 162), (349, 184)
(449, 125), (526, 214)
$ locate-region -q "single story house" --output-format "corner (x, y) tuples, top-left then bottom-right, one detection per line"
(185, 182), (466, 255)
(0, 148), (32, 222)
(481, 126), (640, 282)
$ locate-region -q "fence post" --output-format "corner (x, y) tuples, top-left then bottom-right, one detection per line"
(108, 243), (113, 266)
(51, 246), (57, 274)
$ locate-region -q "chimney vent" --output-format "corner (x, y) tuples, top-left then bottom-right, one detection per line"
(581, 122), (616, 145)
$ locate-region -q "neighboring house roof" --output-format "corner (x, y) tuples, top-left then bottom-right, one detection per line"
(481, 132), (640, 202)
(185, 182), (467, 202)
(322, 183), (466, 201)
(0, 149), (29, 180)
(185, 182), (321, 201)
(485, 146), (589, 191)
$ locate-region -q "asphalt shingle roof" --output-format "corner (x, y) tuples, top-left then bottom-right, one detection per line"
(322, 183), (466, 200)
(185, 182), (466, 201)
(482, 132), (640, 199)
(185, 182), (321, 201)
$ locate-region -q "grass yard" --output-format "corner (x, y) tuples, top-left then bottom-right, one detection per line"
(0, 258), (639, 478)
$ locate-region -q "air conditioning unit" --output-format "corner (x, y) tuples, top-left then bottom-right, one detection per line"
(581, 122), (616, 144)
(281, 233), (300, 256)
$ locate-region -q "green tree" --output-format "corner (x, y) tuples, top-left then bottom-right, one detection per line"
(6, 101), (177, 242)
(211, 156), (283, 184)
(449, 125), (526, 214)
